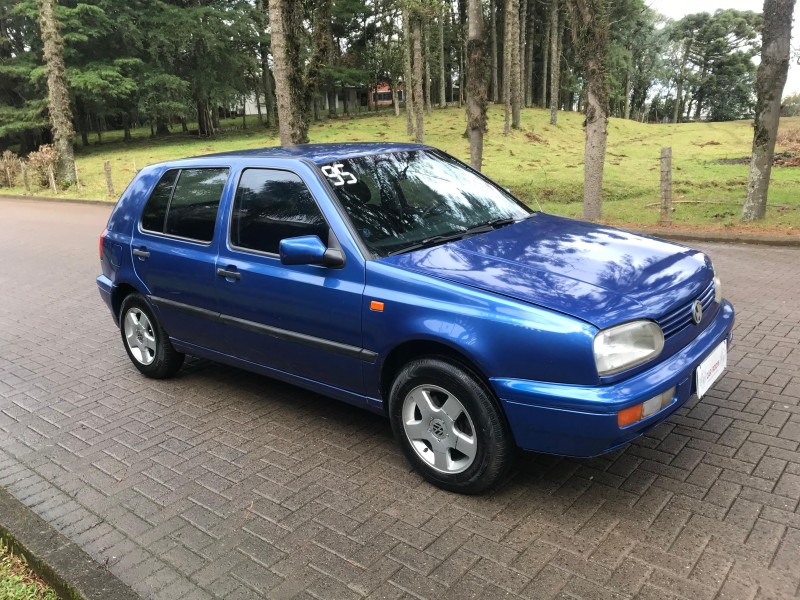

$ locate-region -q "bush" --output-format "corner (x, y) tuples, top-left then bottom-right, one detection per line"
(26, 144), (58, 187)
(777, 128), (800, 152)
(0, 150), (21, 187)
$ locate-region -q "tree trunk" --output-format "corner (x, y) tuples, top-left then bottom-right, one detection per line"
(549, 0), (560, 125)
(518, 0), (528, 112)
(403, 8), (415, 136)
(524, 0), (535, 107)
(490, 0), (499, 103)
(623, 68), (631, 120)
(268, 0), (308, 144)
(76, 99), (89, 147)
(327, 87), (337, 118)
(156, 117), (170, 135)
(566, 0), (609, 220)
(38, 0), (75, 184)
(673, 37), (692, 124)
(467, 0), (488, 170)
(412, 16), (425, 143)
(255, 0), (273, 127)
(392, 83), (401, 116)
(197, 100), (209, 136)
(424, 20), (432, 114)
(439, 8), (447, 108)
(510, 0), (521, 129)
(540, 5), (551, 108)
(742, 0), (795, 222)
(503, 0), (519, 134)
(123, 113), (132, 141)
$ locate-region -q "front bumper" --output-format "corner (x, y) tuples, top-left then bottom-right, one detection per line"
(491, 300), (735, 457)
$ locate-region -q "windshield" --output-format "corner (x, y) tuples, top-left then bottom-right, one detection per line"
(320, 150), (533, 257)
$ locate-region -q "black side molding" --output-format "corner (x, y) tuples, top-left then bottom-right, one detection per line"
(148, 295), (378, 364)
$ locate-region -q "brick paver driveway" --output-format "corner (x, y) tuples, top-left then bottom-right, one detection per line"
(1, 198), (799, 600)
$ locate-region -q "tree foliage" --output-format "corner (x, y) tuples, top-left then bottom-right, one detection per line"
(0, 0), (782, 155)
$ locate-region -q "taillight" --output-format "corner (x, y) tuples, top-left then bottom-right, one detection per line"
(99, 228), (107, 260)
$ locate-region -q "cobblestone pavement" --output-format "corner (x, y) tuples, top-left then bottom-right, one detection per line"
(1, 198), (800, 600)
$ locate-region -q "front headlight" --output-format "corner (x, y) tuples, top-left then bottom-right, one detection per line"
(594, 320), (664, 376)
(714, 274), (722, 303)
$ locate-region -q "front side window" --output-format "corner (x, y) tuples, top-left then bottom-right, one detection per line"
(140, 167), (228, 243)
(230, 168), (328, 255)
(321, 150), (532, 257)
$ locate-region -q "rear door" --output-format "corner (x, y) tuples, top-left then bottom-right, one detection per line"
(215, 166), (367, 394)
(131, 166), (231, 349)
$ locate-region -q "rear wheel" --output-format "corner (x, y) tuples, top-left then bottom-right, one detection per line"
(119, 294), (184, 379)
(389, 357), (515, 494)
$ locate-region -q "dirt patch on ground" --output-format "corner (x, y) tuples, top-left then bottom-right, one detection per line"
(695, 140), (722, 147)
(716, 151), (798, 166)
(525, 131), (547, 144)
(775, 154), (800, 167)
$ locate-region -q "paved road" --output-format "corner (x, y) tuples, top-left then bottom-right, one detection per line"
(1, 198), (799, 600)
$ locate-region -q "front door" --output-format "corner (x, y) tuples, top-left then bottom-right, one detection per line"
(215, 167), (366, 394)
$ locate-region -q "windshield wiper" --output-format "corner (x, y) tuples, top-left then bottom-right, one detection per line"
(387, 217), (526, 257)
(387, 230), (469, 256)
(460, 217), (519, 235)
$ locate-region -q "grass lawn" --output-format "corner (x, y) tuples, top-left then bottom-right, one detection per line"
(3, 106), (799, 231)
(0, 540), (57, 600)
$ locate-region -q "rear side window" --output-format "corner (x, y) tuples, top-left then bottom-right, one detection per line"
(140, 168), (228, 242)
(230, 169), (327, 255)
(141, 170), (177, 232)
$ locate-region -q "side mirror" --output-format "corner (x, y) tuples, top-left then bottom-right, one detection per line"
(279, 235), (345, 268)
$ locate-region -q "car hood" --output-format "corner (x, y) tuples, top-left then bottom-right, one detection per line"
(378, 213), (712, 329)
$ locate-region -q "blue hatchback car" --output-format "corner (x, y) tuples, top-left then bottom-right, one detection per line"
(98, 143), (734, 493)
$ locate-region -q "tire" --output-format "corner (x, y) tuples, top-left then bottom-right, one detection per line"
(388, 356), (515, 494)
(119, 294), (184, 379)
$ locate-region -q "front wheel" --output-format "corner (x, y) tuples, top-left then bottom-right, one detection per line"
(119, 294), (184, 379)
(389, 357), (515, 494)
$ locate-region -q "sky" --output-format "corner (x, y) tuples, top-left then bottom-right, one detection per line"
(648, 0), (800, 97)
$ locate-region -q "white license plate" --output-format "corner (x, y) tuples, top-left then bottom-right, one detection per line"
(696, 341), (728, 398)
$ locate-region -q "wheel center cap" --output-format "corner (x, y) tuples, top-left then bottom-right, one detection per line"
(430, 418), (447, 439)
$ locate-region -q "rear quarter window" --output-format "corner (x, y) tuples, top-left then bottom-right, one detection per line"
(140, 167), (229, 243)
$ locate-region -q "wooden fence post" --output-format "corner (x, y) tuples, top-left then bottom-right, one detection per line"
(74, 162), (81, 189)
(104, 160), (115, 197)
(48, 166), (57, 193)
(659, 147), (672, 227)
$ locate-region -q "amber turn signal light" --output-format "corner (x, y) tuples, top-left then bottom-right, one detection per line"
(617, 404), (643, 428)
(370, 300), (384, 312)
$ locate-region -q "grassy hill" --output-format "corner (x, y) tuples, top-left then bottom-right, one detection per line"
(4, 106), (800, 231)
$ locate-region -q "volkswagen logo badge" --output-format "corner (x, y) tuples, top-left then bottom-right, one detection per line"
(692, 300), (703, 325)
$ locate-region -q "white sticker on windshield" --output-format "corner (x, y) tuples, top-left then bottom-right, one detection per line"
(321, 163), (357, 186)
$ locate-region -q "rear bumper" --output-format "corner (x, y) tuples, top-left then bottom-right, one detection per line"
(96, 275), (115, 319)
(491, 300), (735, 457)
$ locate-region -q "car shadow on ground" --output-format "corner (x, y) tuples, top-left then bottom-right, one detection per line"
(174, 356), (664, 507)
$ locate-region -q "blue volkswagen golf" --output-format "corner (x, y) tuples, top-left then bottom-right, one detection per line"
(97, 143), (734, 493)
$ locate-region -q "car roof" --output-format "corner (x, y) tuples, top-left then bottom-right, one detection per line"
(193, 142), (431, 165)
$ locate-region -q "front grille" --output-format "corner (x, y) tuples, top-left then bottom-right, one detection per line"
(657, 279), (715, 339)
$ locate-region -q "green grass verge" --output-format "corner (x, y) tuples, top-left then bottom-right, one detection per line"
(3, 107), (800, 231)
(0, 539), (57, 600)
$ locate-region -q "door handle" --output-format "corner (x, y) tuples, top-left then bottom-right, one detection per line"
(133, 247), (150, 259)
(216, 267), (241, 280)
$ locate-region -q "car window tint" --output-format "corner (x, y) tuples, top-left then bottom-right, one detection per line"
(231, 169), (328, 255)
(141, 169), (178, 233)
(164, 168), (228, 242)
